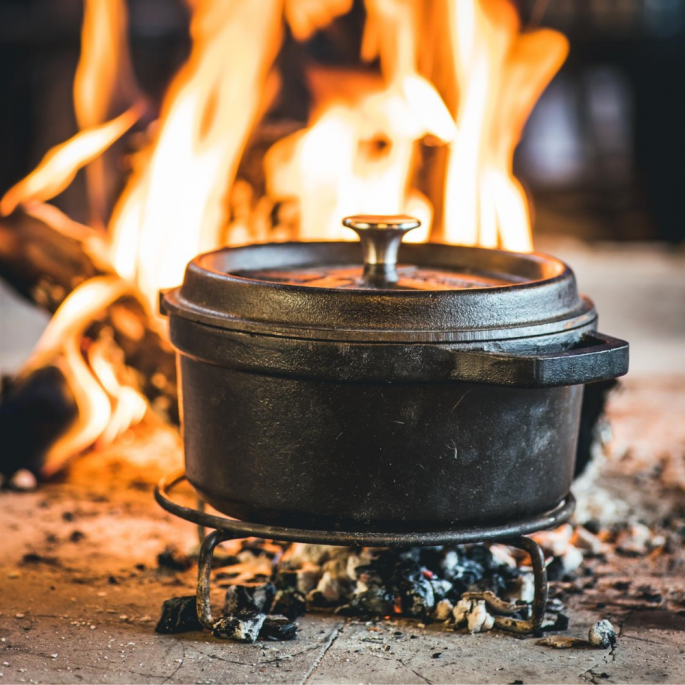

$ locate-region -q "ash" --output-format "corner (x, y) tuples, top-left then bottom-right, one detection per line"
(168, 539), (570, 642)
(157, 477), (673, 644)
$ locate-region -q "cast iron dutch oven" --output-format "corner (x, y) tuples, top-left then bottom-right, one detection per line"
(161, 215), (629, 533)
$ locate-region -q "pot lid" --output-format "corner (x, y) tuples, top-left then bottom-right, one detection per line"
(162, 215), (596, 343)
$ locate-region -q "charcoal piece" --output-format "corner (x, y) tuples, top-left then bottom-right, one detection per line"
(355, 549), (403, 585)
(213, 612), (266, 643)
(469, 574), (507, 596)
(260, 615), (298, 641)
(584, 520), (602, 535)
(155, 596), (203, 634)
(272, 589), (307, 620)
(545, 613), (570, 632)
(441, 553), (485, 593)
(546, 557), (567, 582)
(418, 547), (445, 574)
(275, 570), (299, 591)
(466, 544), (498, 570)
(157, 546), (192, 572)
(430, 579), (453, 602)
(399, 576), (435, 618)
(339, 584), (395, 617)
(224, 583), (276, 615)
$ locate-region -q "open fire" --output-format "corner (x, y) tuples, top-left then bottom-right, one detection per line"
(0, 0), (567, 474)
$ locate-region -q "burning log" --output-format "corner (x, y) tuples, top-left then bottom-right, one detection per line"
(0, 211), (105, 313)
(0, 209), (178, 480)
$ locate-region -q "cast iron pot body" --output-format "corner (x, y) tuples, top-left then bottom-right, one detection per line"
(162, 241), (628, 532)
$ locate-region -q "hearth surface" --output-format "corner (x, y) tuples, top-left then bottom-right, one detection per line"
(1, 377), (685, 684)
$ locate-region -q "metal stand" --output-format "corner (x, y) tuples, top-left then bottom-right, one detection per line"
(155, 470), (575, 635)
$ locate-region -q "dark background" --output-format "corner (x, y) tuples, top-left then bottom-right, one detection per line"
(0, 0), (683, 244)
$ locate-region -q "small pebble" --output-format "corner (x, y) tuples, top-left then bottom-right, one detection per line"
(9, 469), (37, 492)
(588, 620), (617, 649)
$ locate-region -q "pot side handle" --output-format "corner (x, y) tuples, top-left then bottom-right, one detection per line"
(448, 333), (629, 388)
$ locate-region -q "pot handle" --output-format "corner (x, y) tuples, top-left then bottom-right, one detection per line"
(448, 333), (629, 388)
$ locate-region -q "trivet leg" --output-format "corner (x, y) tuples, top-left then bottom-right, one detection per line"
(196, 529), (236, 630)
(497, 535), (548, 634)
(462, 535), (548, 635)
(196, 497), (207, 544)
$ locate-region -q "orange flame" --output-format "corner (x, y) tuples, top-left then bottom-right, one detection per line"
(74, 0), (139, 130)
(109, 0), (284, 309)
(0, 106), (141, 217)
(265, 0), (454, 243)
(21, 276), (145, 476)
(440, 0), (568, 250)
(74, 0), (141, 226)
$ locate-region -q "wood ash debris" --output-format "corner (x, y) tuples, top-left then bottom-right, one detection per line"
(154, 501), (682, 645)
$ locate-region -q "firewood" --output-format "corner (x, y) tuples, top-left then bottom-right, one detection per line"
(0, 210), (178, 479)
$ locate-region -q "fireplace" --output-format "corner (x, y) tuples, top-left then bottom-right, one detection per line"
(1, 0), (684, 682)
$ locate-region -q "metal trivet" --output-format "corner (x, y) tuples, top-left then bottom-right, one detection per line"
(155, 470), (575, 635)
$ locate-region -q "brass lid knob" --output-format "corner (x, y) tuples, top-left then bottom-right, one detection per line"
(343, 214), (421, 288)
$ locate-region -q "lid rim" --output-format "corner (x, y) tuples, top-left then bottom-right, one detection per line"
(164, 242), (591, 343)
